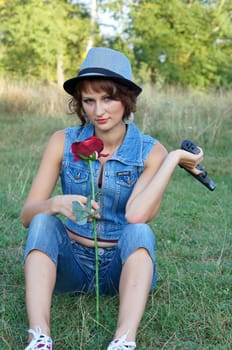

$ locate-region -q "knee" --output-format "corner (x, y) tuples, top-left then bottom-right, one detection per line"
(24, 214), (65, 264)
(30, 213), (59, 225)
(28, 213), (63, 241)
(119, 223), (155, 264)
(121, 223), (155, 246)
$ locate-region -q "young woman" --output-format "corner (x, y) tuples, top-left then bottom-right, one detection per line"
(21, 47), (203, 350)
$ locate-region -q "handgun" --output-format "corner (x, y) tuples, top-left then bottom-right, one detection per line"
(180, 139), (216, 191)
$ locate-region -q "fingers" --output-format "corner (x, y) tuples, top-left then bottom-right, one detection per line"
(90, 199), (100, 211)
(56, 194), (101, 221)
(88, 200), (100, 220)
(179, 147), (204, 173)
(196, 147), (204, 163)
(71, 195), (100, 221)
(189, 166), (202, 175)
(73, 195), (87, 206)
(72, 195), (99, 208)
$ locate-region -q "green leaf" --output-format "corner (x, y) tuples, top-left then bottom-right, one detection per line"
(72, 201), (89, 225)
(72, 199), (99, 225)
(89, 152), (97, 161)
(86, 195), (100, 217)
(79, 154), (90, 161)
(86, 195), (92, 211)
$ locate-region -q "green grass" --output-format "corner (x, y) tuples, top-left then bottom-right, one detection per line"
(0, 86), (232, 349)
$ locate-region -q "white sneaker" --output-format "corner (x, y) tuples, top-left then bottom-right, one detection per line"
(25, 327), (53, 350)
(107, 334), (136, 350)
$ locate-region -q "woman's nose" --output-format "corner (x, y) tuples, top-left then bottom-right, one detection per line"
(95, 101), (105, 116)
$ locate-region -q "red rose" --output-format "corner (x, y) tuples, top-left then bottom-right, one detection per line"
(71, 136), (108, 161)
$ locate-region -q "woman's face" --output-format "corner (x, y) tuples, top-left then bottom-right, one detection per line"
(81, 84), (125, 132)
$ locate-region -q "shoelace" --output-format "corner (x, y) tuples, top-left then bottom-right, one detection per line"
(25, 327), (53, 350)
(108, 333), (136, 350)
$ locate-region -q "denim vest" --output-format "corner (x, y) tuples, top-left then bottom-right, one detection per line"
(60, 122), (158, 241)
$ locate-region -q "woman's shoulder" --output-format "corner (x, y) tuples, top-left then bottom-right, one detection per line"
(47, 129), (65, 144)
(44, 130), (66, 160)
(64, 125), (83, 136)
(129, 123), (159, 145)
(140, 128), (159, 145)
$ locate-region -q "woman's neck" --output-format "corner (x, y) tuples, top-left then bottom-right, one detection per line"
(95, 123), (127, 155)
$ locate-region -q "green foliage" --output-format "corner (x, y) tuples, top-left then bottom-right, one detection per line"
(1, 0), (231, 89)
(102, 0), (232, 89)
(0, 0), (90, 81)
(130, 0), (232, 88)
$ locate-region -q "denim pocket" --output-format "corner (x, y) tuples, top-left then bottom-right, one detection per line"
(71, 242), (96, 284)
(116, 170), (137, 187)
(66, 165), (89, 183)
(62, 162), (90, 194)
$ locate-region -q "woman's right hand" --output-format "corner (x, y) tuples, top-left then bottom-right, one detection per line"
(51, 194), (100, 221)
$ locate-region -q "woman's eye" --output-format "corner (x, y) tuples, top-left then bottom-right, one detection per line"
(104, 95), (113, 101)
(83, 98), (94, 104)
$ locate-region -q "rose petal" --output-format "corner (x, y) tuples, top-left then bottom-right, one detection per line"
(71, 136), (108, 161)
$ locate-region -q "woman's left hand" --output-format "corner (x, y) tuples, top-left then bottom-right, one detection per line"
(177, 147), (204, 174)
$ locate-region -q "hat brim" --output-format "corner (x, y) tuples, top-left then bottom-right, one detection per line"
(63, 74), (142, 96)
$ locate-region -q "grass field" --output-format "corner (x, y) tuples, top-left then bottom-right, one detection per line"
(0, 84), (231, 349)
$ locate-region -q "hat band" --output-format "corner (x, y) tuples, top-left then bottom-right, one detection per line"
(78, 67), (127, 80)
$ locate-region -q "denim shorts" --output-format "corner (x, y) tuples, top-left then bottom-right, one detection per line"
(24, 213), (157, 295)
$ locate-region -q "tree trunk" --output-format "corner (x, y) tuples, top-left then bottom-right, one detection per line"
(87, 0), (97, 51)
(57, 55), (64, 88)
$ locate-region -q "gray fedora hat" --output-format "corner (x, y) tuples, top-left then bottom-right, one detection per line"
(63, 47), (142, 96)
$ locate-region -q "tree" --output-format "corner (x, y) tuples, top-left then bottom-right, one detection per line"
(128, 0), (232, 88)
(101, 0), (232, 88)
(0, 0), (91, 84)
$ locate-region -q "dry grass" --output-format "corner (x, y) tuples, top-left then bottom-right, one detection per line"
(0, 79), (69, 117)
(136, 85), (232, 150)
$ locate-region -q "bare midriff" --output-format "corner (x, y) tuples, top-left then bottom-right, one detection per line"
(66, 228), (118, 248)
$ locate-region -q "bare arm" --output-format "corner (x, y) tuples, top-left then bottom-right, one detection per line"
(125, 142), (203, 224)
(21, 130), (93, 227)
(21, 130), (64, 227)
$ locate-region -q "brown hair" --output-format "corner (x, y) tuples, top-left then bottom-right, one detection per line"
(68, 78), (138, 125)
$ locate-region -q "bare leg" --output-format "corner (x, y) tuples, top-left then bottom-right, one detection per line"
(114, 248), (153, 342)
(25, 250), (56, 338)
